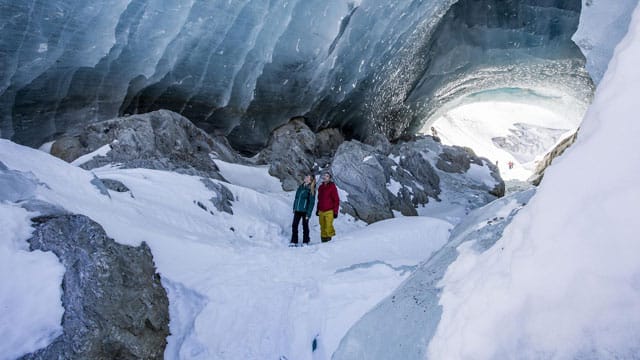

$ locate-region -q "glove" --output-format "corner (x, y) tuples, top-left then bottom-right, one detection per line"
(316, 210), (319, 216)
(334, 212), (338, 219)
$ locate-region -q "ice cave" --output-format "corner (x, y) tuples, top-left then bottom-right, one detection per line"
(1, 0), (639, 359)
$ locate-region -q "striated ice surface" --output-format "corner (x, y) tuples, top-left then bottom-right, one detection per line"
(573, 0), (639, 84)
(0, 0), (600, 152)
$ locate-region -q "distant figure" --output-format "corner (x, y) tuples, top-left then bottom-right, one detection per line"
(316, 172), (340, 243)
(290, 174), (316, 247)
(495, 160), (499, 167)
(508, 161), (514, 170)
(431, 126), (438, 137)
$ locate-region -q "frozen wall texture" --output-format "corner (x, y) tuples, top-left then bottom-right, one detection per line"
(0, 0), (602, 153)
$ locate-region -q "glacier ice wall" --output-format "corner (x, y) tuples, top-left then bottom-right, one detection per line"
(1, 0), (593, 152)
(573, 0), (639, 84)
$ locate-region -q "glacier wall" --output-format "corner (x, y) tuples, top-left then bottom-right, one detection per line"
(573, 0), (639, 84)
(1, 0), (594, 153)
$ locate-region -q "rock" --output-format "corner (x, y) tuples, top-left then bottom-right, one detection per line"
(90, 175), (111, 198)
(364, 132), (393, 155)
(258, 118), (317, 191)
(529, 130), (578, 186)
(434, 142), (504, 197)
(201, 178), (234, 215)
(435, 145), (479, 173)
(50, 136), (84, 163)
(331, 135), (504, 224)
(21, 214), (170, 360)
(487, 162), (505, 198)
(332, 141), (395, 223)
(50, 110), (231, 180)
(332, 139), (441, 223)
(315, 128), (345, 167)
(393, 143), (440, 200)
(100, 178), (131, 193)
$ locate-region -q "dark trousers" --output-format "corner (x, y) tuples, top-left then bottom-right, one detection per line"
(291, 211), (310, 244)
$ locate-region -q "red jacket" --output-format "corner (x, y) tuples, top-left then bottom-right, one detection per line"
(317, 181), (340, 214)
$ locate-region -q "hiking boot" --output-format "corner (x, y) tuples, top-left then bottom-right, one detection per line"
(321, 237), (332, 243)
(289, 242), (298, 247)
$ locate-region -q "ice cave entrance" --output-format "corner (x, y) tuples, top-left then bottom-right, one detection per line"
(422, 87), (588, 181)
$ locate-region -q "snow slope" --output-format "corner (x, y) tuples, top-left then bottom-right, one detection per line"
(431, 100), (579, 181)
(0, 139), (453, 360)
(428, 3), (640, 359)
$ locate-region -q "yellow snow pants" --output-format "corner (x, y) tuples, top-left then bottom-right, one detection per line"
(318, 210), (336, 238)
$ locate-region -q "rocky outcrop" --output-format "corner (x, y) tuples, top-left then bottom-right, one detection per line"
(332, 141), (396, 223)
(21, 214), (170, 360)
(256, 118), (350, 191)
(258, 118), (317, 191)
(315, 128), (345, 168)
(49, 109), (237, 211)
(50, 110), (236, 180)
(100, 178), (131, 194)
(434, 144), (504, 197)
(529, 130), (578, 186)
(331, 136), (504, 224)
(332, 140), (441, 224)
(201, 178), (235, 215)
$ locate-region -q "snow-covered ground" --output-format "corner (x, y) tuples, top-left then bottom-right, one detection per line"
(0, 140), (455, 360)
(429, 99), (582, 181)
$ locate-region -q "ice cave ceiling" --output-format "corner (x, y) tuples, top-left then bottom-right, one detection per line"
(0, 0), (601, 153)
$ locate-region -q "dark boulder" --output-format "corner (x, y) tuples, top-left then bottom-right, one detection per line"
(258, 118), (317, 191)
(332, 141), (394, 223)
(529, 130), (578, 186)
(331, 135), (504, 224)
(21, 214), (170, 360)
(50, 110), (233, 180)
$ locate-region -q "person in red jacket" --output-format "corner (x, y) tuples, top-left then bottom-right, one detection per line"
(316, 172), (340, 242)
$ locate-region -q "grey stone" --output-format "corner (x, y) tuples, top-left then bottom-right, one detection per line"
(435, 145), (477, 173)
(486, 160), (505, 198)
(331, 135), (505, 223)
(21, 214), (170, 360)
(50, 136), (84, 163)
(201, 178), (234, 215)
(529, 130), (578, 186)
(90, 175), (111, 198)
(315, 128), (345, 167)
(394, 144), (440, 200)
(332, 141), (394, 223)
(433, 143), (504, 197)
(50, 110), (228, 180)
(100, 179), (131, 193)
(258, 118), (317, 191)
(332, 138), (444, 223)
(364, 133), (393, 156)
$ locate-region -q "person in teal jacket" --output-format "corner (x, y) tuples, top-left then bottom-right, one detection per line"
(290, 174), (316, 246)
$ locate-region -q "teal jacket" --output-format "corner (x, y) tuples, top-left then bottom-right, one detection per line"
(293, 183), (315, 218)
